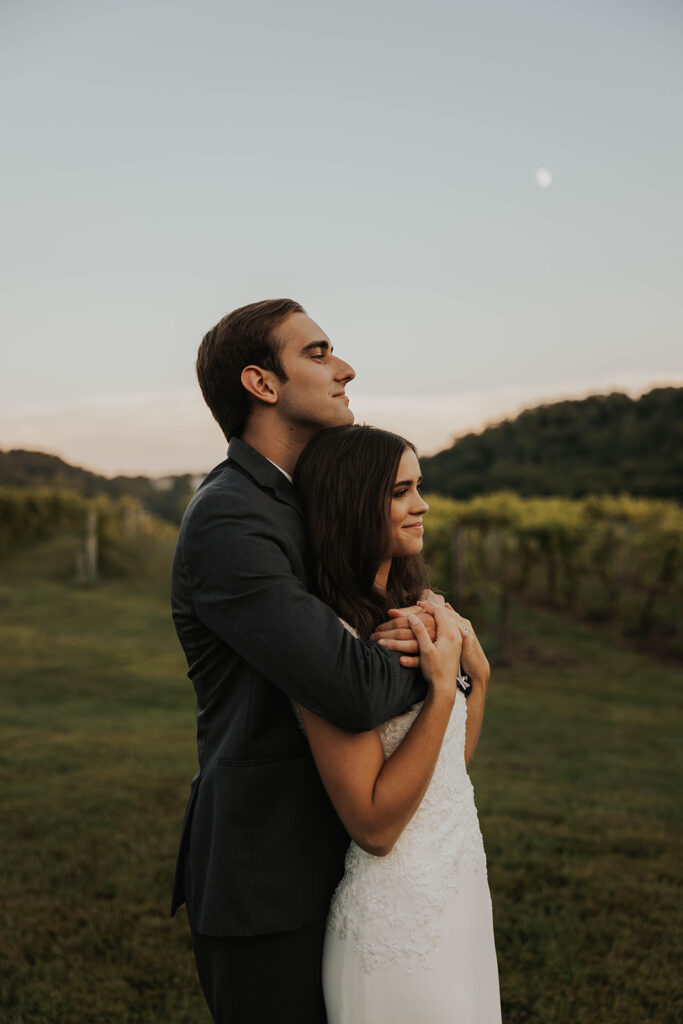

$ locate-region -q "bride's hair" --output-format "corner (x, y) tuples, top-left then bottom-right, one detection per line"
(294, 424), (430, 640)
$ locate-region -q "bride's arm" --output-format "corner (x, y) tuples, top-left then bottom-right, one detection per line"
(436, 606), (489, 765)
(372, 598), (491, 765)
(298, 688), (454, 856)
(464, 676), (488, 764)
(297, 607), (461, 857)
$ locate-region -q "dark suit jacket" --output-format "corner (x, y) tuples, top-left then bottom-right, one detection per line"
(170, 437), (426, 937)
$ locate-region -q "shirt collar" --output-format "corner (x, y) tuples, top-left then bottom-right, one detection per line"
(265, 457), (293, 485)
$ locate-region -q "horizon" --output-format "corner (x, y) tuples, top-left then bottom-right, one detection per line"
(2, 378), (678, 479)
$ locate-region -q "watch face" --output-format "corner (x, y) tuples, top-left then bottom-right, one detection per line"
(456, 672), (472, 696)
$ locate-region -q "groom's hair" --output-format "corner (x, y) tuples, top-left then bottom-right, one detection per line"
(196, 298), (304, 439)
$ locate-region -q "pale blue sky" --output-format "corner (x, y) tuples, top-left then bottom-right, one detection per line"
(1, 0), (681, 473)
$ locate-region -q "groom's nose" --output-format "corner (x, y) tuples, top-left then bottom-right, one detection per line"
(333, 356), (355, 383)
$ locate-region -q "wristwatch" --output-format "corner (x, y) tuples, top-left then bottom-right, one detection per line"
(456, 667), (472, 697)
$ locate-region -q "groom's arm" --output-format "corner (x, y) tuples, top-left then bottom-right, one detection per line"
(177, 490), (427, 732)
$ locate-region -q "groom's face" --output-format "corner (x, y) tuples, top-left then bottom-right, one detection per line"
(274, 313), (356, 431)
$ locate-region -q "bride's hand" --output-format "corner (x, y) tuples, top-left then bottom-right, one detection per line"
(419, 600), (490, 686)
(408, 604), (462, 699)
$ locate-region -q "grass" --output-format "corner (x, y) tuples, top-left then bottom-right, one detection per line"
(474, 603), (682, 1023)
(1, 534), (681, 1023)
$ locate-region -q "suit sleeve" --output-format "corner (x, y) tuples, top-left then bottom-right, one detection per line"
(180, 491), (427, 732)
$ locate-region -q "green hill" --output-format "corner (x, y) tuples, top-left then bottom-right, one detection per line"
(421, 387), (683, 501)
(0, 449), (200, 524)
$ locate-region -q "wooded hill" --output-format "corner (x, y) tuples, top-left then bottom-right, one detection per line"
(420, 387), (682, 502)
(0, 449), (197, 524)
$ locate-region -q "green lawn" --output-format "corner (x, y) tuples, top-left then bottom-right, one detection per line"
(1, 534), (681, 1023)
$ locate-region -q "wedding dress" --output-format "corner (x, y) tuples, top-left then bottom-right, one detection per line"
(320, 689), (502, 1023)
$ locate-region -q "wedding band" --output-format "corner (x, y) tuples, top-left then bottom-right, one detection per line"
(462, 627), (470, 634)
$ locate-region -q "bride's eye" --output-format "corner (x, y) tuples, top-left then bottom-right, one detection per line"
(393, 488), (408, 499)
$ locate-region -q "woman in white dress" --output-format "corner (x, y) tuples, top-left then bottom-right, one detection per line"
(293, 425), (502, 1024)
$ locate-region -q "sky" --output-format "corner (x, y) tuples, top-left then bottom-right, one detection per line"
(1, 0), (681, 475)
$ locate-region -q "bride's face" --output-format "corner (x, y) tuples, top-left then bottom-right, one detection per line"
(389, 448), (429, 558)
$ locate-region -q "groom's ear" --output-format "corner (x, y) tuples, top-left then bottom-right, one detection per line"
(241, 365), (280, 406)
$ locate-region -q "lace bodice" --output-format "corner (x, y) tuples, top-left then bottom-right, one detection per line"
(325, 691), (488, 974)
(291, 618), (488, 976)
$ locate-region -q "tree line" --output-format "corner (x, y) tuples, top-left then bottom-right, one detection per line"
(3, 388), (680, 522)
(420, 387), (682, 502)
(0, 449), (198, 524)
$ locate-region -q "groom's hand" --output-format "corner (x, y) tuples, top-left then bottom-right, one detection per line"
(370, 606), (438, 667)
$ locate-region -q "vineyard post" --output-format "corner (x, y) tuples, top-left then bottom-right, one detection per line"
(496, 586), (510, 665)
(491, 529), (510, 664)
(545, 542), (558, 605)
(450, 524), (465, 607)
(637, 542), (677, 636)
(83, 506), (98, 584)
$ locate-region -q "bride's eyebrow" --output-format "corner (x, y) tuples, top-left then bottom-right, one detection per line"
(393, 476), (423, 488)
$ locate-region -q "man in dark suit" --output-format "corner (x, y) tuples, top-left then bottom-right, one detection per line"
(171, 299), (427, 1023)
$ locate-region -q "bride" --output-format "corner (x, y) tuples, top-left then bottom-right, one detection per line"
(293, 424), (502, 1024)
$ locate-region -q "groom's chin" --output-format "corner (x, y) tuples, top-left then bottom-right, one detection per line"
(342, 401), (355, 425)
(329, 404), (355, 427)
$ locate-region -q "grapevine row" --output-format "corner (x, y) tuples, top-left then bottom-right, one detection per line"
(423, 492), (683, 655)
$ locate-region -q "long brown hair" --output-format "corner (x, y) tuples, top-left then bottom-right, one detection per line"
(294, 425), (430, 639)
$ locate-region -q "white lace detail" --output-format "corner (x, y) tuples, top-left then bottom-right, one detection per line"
(291, 618), (488, 976)
(326, 691), (488, 975)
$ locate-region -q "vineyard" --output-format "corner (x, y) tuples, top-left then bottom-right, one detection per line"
(0, 487), (159, 581)
(424, 492), (683, 657)
(2, 485), (681, 656)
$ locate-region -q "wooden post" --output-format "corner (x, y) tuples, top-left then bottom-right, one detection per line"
(495, 585), (510, 665)
(492, 530), (510, 665)
(76, 506), (99, 585)
(85, 506), (98, 583)
(451, 524), (465, 606)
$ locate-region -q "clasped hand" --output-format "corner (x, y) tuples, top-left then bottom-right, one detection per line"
(371, 590), (490, 685)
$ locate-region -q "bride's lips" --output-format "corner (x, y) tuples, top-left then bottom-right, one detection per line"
(403, 522), (424, 531)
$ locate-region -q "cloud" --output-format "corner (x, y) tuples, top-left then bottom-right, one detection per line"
(1, 372), (679, 477)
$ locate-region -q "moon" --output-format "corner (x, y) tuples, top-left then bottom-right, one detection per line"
(535, 167), (553, 188)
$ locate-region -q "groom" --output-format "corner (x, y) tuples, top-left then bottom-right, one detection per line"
(171, 299), (427, 1024)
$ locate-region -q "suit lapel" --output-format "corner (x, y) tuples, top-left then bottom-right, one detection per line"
(227, 437), (305, 519)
